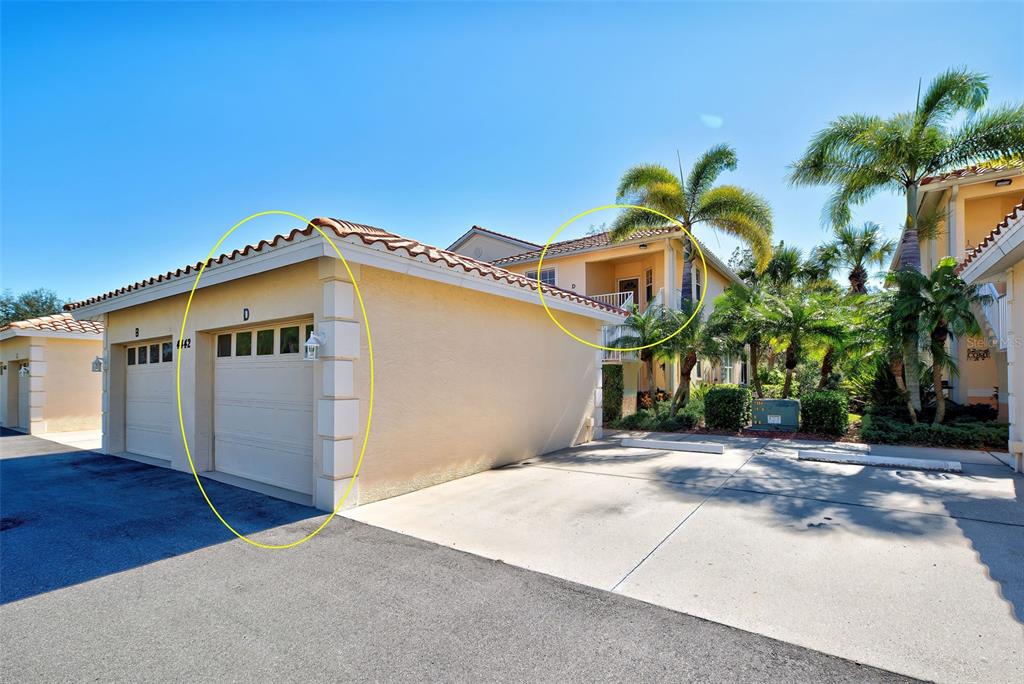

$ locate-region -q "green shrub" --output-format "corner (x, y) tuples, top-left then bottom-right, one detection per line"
(861, 414), (1007, 449)
(602, 365), (623, 425)
(801, 390), (849, 436)
(761, 384), (784, 399)
(704, 385), (752, 431)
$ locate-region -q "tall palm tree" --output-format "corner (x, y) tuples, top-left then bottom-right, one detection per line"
(611, 304), (667, 399)
(705, 283), (768, 398)
(613, 144), (774, 300)
(761, 292), (845, 398)
(816, 222), (897, 294)
(791, 68), (1024, 411)
(888, 256), (989, 423)
(654, 301), (711, 415)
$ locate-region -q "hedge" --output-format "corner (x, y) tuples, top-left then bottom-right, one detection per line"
(610, 399), (704, 432)
(704, 385), (752, 431)
(861, 414), (1008, 450)
(602, 364), (623, 425)
(801, 390), (848, 436)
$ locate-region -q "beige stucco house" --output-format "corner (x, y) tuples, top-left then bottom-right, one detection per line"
(449, 226), (745, 414)
(958, 199), (1024, 472)
(893, 161), (1023, 418)
(1, 314), (104, 435)
(66, 217), (624, 511)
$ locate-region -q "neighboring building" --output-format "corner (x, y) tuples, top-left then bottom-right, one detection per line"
(958, 199), (1024, 473)
(65, 217), (623, 511)
(892, 161), (1023, 417)
(446, 225), (540, 263)
(451, 226), (745, 414)
(1, 314), (104, 435)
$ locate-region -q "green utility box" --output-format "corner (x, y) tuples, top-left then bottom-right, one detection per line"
(750, 398), (801, 431)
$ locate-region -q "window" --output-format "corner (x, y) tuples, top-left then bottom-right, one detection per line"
(127, 348), (136, 366)
(149, 344), (160, 364)
(235, 331), (252, 356)
(644, 269), (654, 304)
(721, 355), (733, 384)
(525, 268), (556, 286)
(256, 329), (274, 355)
(694, 266), (704, 302)
(162, 342), (173, 363)
(137, 346), (147, 364)
(280, 326), (300, 354)
(217, 334), (232, 358)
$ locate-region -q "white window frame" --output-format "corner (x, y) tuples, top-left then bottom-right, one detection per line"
(721, 354), (733, 384)
(525, 267), (556, 287)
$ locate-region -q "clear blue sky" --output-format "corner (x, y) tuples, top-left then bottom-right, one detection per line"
(2, 1), (1021, 302)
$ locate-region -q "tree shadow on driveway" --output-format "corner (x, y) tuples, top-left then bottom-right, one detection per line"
(653, 451), (1024, 625)
(0, 432), (320, 604)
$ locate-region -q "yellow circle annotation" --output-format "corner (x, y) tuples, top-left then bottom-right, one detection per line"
(536, 204), (708, 352)
(175, 210), (374, 550)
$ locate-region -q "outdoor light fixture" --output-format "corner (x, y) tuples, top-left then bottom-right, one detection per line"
(638, 243), (648, 250)
(304, 331), (326, 361)
(19, 365), (30, 377)
(91, 356), (105, 373)
(995, 179), (1013, 187)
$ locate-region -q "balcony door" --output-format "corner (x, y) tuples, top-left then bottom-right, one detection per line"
(618, 278), (640, 310)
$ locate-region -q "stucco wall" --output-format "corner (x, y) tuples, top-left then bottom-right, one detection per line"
(39, 338), (103, 431)
(452, 233), (533, 263)
(352, 264), (603, 504)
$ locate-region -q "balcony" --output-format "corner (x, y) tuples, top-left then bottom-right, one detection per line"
(590, 291), (634, 311)
(976, 283), (1008, 352)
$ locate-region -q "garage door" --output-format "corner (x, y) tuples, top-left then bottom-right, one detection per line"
(17, 363), (30, 432)
(126, 340), (177, 461)
(214, 321), (314, 495)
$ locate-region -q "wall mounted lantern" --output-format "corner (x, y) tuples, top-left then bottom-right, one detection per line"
(18, 364), (30, 377)
(304, 331), (326, 361)
(91, 356), (106, 373)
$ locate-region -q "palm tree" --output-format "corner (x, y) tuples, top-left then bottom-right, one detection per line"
(791, 68), (1024, 411)
(655, 301), (711, 415)
(611, 304), (667, 400)
(705, 283), (768, 398)
(761, 292), (845, 398)
(736, 241), (835, 293)
(888, 256), (990, 423)
(816, 222), (897, 294)
(612, 144), (774, 299)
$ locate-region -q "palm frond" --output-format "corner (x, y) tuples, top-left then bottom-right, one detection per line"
(789, 114), (885, 186)
(615, 164), (681, 204)
(686, 144), (738, 208)
(609, 208), (673, 242)
(932, 105), (1024, 172)
(915, 67), (989, 131)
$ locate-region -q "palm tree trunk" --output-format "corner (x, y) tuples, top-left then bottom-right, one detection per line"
(818, 346), (835, 389)
(849, 265), (868, 294)
(670, 351), (698, 416)
(931, 349), (946, 424)
(782, 347), (796, 398)
(900, 184), (923, 412)
(890, 357), (917, 425)
(750, 342), (763, 398)
(680, 245), (693, 303)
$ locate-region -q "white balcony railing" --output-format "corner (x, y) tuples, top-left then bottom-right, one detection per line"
(977, 283), (1008, 351)
(590, 291), (634, 311)
(602, 323), (638, 363)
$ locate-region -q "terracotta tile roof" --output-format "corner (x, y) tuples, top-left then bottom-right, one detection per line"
(491, 228), (678, 265)
(64, 217), (626, 317)
(921, 160), (1023, 186)
(0, 312), (103, 335)
(957, 200), (1024, 274)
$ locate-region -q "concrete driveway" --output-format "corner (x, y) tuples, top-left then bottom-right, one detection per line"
(344, 433), (1024, 683)
(1, 430), (909, 682)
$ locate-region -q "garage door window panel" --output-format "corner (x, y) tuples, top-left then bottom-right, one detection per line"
(235, 331), (252, 356)
(217, 334), (232, 358)
(257, 329), (274, 356)
(127, 348), (136, 365)
(162, 342), (173, 362)
(149, 344), (160, 364)
(280, 326), (300, 354)
(137, 347), (147, 364)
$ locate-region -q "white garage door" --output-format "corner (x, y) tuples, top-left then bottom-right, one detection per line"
(126, 340), (177, 461)
(214, 321), (314, 495)
(17, 363), (30, 432)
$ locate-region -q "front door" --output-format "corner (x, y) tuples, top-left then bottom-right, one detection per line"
(618, 278), (640, 310)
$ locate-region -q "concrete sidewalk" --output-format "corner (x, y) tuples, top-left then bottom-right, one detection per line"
(345, 434), (1024, 683)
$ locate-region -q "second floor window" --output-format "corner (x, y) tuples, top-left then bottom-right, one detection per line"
(525, 268), (556, 286)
